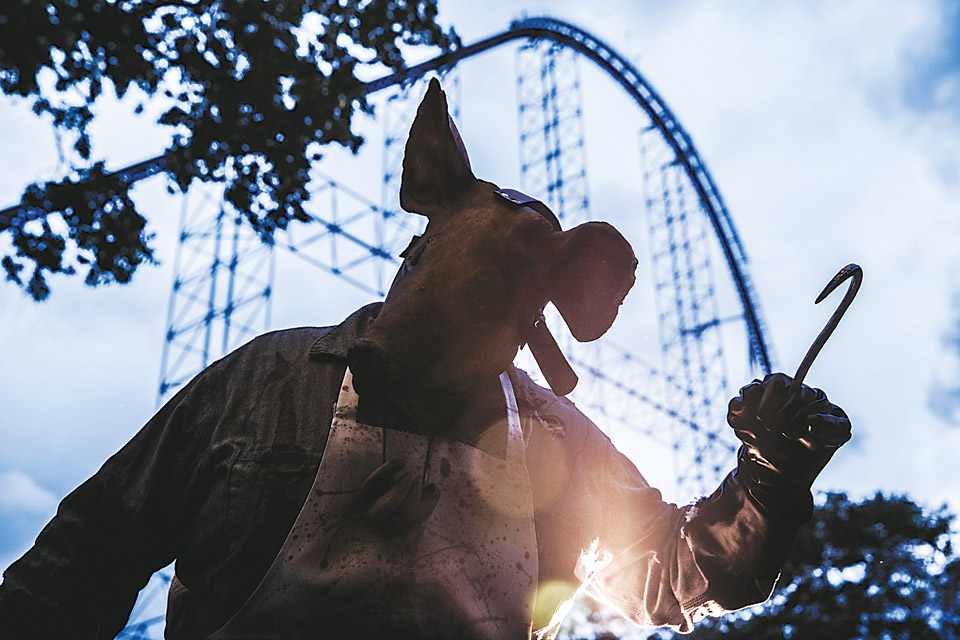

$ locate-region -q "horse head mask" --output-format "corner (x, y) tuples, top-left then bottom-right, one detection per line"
(347, 79), (637, 398)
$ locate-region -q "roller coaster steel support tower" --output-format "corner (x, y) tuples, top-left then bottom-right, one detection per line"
(1, 17), (771, 378)
(156, 72), (467, 406)
(366, 17), (772, 375)
(514, 39), (587, 376)
(512, 41), (684, 465)
(640, 127), (730, 487)
(158, 185), (274, 401)
(516, 41), (590, 228)
(513, 33), (733, 490)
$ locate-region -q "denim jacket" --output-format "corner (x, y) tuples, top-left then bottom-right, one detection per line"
(0, 303), (798, 638)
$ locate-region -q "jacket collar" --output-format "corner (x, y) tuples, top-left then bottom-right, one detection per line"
(308, 302), (554, 416)
(308, 302), (383, 359)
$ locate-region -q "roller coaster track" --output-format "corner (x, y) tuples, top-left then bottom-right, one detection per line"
(0, 17), (771, 373)
(370, 17), (772, 372)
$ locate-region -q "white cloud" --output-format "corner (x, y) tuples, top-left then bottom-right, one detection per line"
(0, 471), (58, 515)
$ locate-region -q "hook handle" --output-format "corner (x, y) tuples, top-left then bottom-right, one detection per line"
(790, 263), (863, 395)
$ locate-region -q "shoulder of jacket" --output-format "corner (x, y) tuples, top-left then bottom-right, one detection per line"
(507, 366), (612, 446)
(206, 326), (336, 379)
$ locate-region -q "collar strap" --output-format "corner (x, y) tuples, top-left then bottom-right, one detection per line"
(494, 188), (562, 232)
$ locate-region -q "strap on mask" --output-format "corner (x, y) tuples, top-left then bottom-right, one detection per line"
(495, 188), (578, 396)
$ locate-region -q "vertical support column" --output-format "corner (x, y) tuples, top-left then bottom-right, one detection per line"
(516, 41), (590, 227)
(515, 40), (596, 403)
(157, 182), (274, 404)
(640, 126), (730, 496)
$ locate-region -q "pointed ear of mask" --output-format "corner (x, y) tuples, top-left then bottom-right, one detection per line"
(549, 222), (638, 342)
(400, 78), (476, 216)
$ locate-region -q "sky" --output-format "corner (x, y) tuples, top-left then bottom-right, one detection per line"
(2, 0), (960, 623)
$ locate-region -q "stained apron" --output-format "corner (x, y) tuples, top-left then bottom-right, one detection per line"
(205, 368), (539, 639)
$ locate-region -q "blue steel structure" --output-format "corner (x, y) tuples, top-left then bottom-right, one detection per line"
(640, 125), (732, 487)
(516, 41), (591, 229)
(366, 17), (772, 373)
(1, 18), (771, 376)
(511, 41), (716, 484)
(158, 183), (275, 399)
(0, 17), (776, 638)
(154, 77), (462, 401)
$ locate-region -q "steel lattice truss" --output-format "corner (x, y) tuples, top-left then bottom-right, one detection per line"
(516, 41), (590, 229)
(640, 125), (732, 487)
(159, 185), (274, 397)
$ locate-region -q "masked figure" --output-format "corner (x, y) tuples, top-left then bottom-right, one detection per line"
(0, 80), (851, 640)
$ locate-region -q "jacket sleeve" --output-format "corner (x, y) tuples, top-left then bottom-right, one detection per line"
(0, 364), (221, 640)
(511, 364), (799, 635)
(582, 442), (799, 633)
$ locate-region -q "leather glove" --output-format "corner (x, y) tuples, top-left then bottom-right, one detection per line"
(728, 372), (851, 523)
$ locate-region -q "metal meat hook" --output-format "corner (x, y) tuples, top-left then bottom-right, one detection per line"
(789, 263), (863, 394)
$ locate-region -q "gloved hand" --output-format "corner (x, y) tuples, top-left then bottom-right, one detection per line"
(728, 372), (851, 523)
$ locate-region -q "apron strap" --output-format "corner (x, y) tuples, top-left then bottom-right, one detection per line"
(500, 371), (526, 465)
(334, 368), (361, 424)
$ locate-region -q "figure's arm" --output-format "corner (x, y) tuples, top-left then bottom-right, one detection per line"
(581, 373), (850, 632)
(683, 373), (851, 600)
(0, 364), (221, 639)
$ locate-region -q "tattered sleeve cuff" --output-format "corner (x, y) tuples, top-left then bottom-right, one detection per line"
(578, 471), (799, 633)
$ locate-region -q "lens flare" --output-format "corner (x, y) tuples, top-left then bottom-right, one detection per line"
(534, 539), (613, 640)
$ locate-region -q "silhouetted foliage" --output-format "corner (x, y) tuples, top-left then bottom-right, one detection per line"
(560, 493), (960, 639)
(0, 0), (457, 300)
(685, 493), (960, 639)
